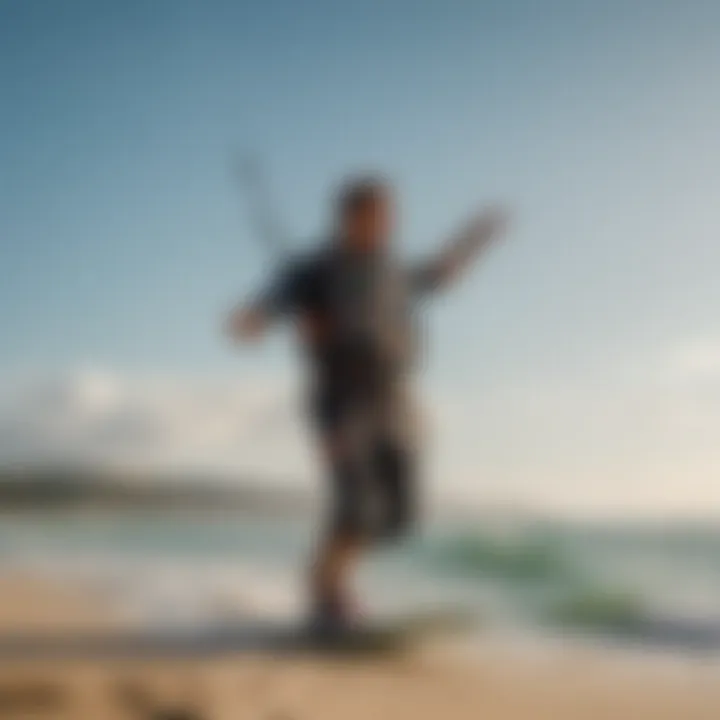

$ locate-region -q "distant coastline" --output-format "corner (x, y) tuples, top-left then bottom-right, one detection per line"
(0, 466), (314, 515)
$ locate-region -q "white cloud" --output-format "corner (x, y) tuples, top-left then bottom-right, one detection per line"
(0, 368), (313, 482)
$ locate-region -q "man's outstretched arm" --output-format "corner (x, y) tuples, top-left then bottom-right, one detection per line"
(224, 261), (301, 343)
(411, 206), (508, 295)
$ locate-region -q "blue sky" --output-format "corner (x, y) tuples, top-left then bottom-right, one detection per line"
(1, 0), (720, 514)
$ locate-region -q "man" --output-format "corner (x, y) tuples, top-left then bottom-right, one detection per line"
(226, 176), (506, 633)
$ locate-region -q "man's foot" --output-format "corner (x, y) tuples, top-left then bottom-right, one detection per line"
(308, 595), (363, 639)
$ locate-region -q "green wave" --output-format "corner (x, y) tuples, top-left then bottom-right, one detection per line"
(427, 530), (571, 583)
(547, 586), (647, 632)
(425, 529), (651, 636)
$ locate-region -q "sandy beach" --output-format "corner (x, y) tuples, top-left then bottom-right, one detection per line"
(1, 575), (719, 720)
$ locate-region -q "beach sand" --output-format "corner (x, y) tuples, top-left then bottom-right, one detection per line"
(0, 575), (719, 720)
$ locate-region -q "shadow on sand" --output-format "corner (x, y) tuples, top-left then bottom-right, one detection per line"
(0, 620), (420, 663)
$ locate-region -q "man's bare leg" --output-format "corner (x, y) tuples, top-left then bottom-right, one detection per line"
(310, 528), (364, 627)
(308, 423), (369, 630)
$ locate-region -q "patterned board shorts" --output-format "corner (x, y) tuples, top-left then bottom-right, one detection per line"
(310, 381), (422, 541)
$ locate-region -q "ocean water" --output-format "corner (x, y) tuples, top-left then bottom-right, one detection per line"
(1, 511), (720, 656)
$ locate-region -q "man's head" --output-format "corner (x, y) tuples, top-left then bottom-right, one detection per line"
(335, 175), (394, 253)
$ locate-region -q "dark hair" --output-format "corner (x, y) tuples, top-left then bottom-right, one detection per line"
(336, 175), (391, 218)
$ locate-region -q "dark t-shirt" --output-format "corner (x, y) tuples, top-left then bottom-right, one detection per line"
(255, 243), (440, 392)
